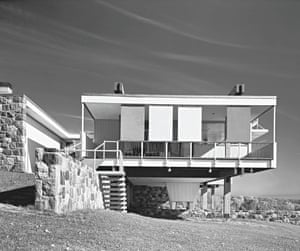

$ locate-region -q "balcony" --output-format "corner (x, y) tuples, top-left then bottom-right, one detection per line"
(118, 141), (273, 160)
(82, 140), (275, 171)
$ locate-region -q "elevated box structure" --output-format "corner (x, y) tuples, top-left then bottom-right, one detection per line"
(81, 92), (277, 215)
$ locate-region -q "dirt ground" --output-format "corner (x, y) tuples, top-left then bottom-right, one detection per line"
(0, 203), (299, 251)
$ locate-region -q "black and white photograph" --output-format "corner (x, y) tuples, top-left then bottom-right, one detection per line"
(0, 0), (300, 250)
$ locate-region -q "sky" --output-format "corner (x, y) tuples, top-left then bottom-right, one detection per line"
(0, 0), (300, 197)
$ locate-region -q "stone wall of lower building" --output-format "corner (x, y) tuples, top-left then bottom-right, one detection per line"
(0, 95), (26, 172)
(129, 185), (186, 218)
(35, 148), (103, 214)
(129, 184), (224, 218)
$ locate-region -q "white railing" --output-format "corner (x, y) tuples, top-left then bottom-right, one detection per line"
(91, 141), (123, 173)
(63, 141), (81, 154)
(117, 141), (273, 161)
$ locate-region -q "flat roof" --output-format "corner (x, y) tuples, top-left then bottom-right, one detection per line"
(25, 96), (80, 140)
(82, 93), (277, 106)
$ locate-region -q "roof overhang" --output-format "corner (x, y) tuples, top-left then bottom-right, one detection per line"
(82, 94), (277, 106)
(82, 94), (276, 120)
(25, 96), (80, 140)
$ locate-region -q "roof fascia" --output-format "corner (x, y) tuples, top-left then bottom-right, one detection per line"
(81, 95), (277, 107)
(25, 96), (80, 140)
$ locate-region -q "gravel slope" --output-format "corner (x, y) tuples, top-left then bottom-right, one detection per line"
(0, 204), (299, 251)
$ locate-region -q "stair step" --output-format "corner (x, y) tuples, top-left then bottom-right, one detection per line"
(102, 187), (126, 191)
(101, 176), (126, 180)
(104, 201), (127, 205)
(104, 198), (127, 204)
(103, 194), (126, 197)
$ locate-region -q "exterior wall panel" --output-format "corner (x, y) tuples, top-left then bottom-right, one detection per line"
(226, 107), (251, 142)
(178, 107), (202, 141)
(121, 106), (145, 141)
(148, 106), (173, 141)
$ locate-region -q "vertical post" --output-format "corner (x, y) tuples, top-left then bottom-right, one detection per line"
(273, 106), (277, 166)
(165, 142), (168, 160)
(81, 103), (86, 158)
(214, 142), (217, 161)
(141, 141), (143, 159)
(171, 201), (176, 210)
(223, 177), (231, 218)
(189, 142), (193, 160)
(201, 185), (208, 210)
(116, 141), (119, 159)
(238, 143), (241, 159)
(211, 186), (215, 210)
(103, 141), (106, 160)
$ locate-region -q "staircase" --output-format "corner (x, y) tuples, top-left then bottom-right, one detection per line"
(99, 173), (127, 212)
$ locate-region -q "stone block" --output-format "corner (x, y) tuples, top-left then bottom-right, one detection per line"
(49, 197), (56, 210)
(65, 170), (69, 180)
(35, 200), (44, 211)
(35, 148), (44, 161)
(35, 161), (49, 178)
(42, 179), (56, 196)
(35, 180), (43, 200)
(48, 165), (57, 179)
(43, 152), (62, 165)
(60, 171), (65, 185)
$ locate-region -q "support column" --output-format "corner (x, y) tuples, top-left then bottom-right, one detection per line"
(201, 185), (208, 210)
(187, 201), (195, 210)
(223, 177), (231, 218)
(211, 186), (215, 211)
(81, 103), (86, 158)
(171, 201), (176, 210)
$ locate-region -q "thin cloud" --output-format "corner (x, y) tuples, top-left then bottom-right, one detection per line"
(0, 3), (122, 48)
(156, 52), (300, 79)
(93, 0), (249, 49)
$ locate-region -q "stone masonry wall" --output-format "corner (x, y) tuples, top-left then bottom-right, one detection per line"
(35, 148), (103, 214)
(130, 185), (224, 218)
(130, 185), (185, 218)
(0, 95), (26, 172)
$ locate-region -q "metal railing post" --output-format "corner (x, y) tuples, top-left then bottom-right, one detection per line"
(165, 142), (168, 160)
(189, 142), (192, 160)
(141, 141), (143, 159)
(93, 150), (96, 170)
(116, 141), (119, 159)
(103, 141), (106, 159)
(214, 142), (217, 161)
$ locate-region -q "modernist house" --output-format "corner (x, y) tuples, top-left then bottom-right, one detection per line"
(0, 82), (277, 216)
(80, 84), (277, 216)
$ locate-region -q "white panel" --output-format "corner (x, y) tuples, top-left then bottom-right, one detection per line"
(26, 122), (60, 149)
(167, 183), (199, 202)
(178, 107), (202, 141)
(149, 106), (173, 141)
(121, 106), (144, 141)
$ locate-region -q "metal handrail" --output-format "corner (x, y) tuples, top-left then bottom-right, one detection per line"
(118, 141), (273, 160)
(93, 140), (123, 171)
(64, 142), (81, 154)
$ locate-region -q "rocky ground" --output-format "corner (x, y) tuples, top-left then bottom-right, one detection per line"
(0, 203), (300, 251)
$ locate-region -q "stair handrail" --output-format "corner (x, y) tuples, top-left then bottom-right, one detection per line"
(94, 142), (105, 170)
(93, 141), (124, 172)
(64, 141), (81, 154)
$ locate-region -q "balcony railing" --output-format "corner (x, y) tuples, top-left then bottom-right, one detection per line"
(118, 141), (273, 160)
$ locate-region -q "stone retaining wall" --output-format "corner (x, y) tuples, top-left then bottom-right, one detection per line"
(35, 148), (103, 214)
(0, 95), (26, 172)
(129, 185), (224, 218)
(130, 185), (185, 218)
